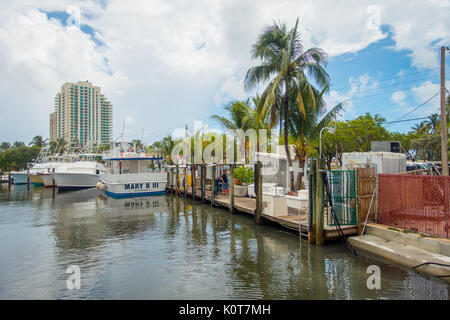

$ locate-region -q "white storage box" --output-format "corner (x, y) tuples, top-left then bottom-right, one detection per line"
(262, 192), (288, 217)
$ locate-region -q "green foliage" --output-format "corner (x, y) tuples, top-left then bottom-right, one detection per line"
(321, 113), (390, 165)
(233, 166), (254, 185)
(29, 135), (47, 147)
(0, 144), (41, 171)
(410, 134), (442, 161)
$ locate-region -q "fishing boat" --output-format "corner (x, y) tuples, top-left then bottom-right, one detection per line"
(52, 153), (105, 191)
(97, 141), (167, 198)
(27, 148), (53, 186)
(37, 155), (70, 187)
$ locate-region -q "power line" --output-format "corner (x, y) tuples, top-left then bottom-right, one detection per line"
(385, 91), (440, 127)
(329, 67), (441, 92)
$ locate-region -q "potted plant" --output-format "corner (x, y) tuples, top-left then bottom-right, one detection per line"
(233, 166), (254, 197)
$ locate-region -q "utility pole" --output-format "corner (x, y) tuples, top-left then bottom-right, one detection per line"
(440, 46), (448, 176)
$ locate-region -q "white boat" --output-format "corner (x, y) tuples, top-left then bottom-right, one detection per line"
(52, 154), (105, 191)
(38, 157), (68, 188)
(10, 171), (29, 185)
(98, 141), (167, 198)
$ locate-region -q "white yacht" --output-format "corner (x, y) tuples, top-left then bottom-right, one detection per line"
(52, 153), (105, 191)
(38, 155), (70, 187)
(97, 141), (167, 198)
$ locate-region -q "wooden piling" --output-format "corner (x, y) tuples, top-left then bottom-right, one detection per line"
(176, 165), (180, 192)
(315, 159), (325, 246)
(183, 166), (187, 198)
(27, 169), (30, 189)
(170, 168), (174, 193)
(200, 164), (205, 202)
(211, 165), (216, 206)
(229, 164), (235, 213)
(192, 165), (196, 199)
(308, 161), (316, 244)
(254, 161), (263, 225)
(8, 172), (11, 190)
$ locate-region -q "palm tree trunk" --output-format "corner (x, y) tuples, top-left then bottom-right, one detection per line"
(283, 91), (295, 192)
(296, 158), (305, 190)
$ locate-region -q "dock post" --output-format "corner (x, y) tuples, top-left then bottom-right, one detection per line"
(308, 160), (316, 244)
(315, 159), (325, 245)
(183, 166), (187, 198)
(229, 164), (235, 213)
(27, 168), (30, 190)
(176, 165), (180, 193)
(192, 165), (196, 199)
(254, 161), (263, 225)
(8, 172), (11, 190)
(211, 165), (216, 206)
(201, 164), (205, 202)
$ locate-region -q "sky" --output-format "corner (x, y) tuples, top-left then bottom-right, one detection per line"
(0, 0), (449, 144)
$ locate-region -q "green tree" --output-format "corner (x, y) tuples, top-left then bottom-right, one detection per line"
(244, 18), (329, 191)
(29, 135), (47, 147)
(411, 135), (442, 161)
(321, 113), (391, 166)
(13, 141), (25, 148)
(0, 142), (10, 151)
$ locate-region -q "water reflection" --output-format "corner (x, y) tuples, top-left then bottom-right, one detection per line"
(0, 185), (448, 299)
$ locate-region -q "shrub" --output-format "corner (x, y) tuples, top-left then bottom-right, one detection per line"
(233, 166), (254, 185)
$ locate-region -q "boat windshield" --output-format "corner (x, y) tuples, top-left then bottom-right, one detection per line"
(104, 158), (164, 174)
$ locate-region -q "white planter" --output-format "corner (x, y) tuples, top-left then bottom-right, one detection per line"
(262, 192), (288, 217)
(234, 185), (248, 197)
(286, 190), (309, 215)
(248, 183), (285, 197)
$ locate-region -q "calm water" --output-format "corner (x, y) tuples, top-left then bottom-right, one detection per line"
(0, 184), (448, 300)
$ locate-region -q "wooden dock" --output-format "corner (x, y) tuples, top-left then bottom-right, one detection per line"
(177, 186), (358, 241)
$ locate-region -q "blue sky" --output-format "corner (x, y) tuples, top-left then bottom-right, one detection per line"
(0, 0), (449, 144)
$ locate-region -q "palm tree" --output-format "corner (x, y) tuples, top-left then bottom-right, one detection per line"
(244, 18), (330, 191)
(411, 121), (428, 135)
(13, 141), (25, 148)
(425, 113), (440, 134)
(160, 135), (178, 164)
(211, 97), (271, 161)
(211, 99), (256, 132)
(288, 86), (344, 190)
(29, 135), (47, 147)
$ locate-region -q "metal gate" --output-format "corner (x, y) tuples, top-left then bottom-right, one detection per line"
(327, 170), (359, 226)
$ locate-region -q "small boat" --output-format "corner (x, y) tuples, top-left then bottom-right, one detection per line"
(1, 174), (10, 183)
(10, 171), (29, 185)
(98, 141), (167, 198)
(52, 153), (105, 191)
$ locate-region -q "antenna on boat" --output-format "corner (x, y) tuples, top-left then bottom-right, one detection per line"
(121, 121), (126, 142)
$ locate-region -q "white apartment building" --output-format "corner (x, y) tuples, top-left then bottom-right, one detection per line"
(50, 81), (113, 145)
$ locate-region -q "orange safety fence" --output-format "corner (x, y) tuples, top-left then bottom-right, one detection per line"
(378, 174), (450, 239)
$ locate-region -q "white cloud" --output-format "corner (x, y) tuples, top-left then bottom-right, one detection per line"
(325, 73), (378, 117)
(391, 90), (407, 107)
(410, 80), (450, 116)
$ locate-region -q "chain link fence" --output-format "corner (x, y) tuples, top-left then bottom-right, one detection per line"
(378, 174), (450, 238)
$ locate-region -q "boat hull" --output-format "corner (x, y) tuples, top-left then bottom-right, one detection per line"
(28, 174), (44, 186)
(11, 173), (28, 185)
(100, 173), (167, 199)
(53, 173), (100, 191)
(39, 174), (55, 187)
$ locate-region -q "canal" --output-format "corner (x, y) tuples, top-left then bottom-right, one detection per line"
(0, 184), (448, 299)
